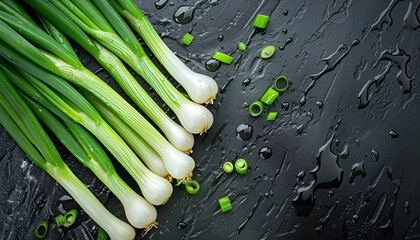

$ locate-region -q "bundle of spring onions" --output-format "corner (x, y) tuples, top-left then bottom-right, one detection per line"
(0, 0), (217, 239)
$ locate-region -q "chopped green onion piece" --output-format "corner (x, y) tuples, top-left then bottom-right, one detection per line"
(36, 221), (48, 238)
(55, 214), (65, 227)
(253, 14), (270, 29)
(275, 76), (289, 92)
(261, 46), (276, 59)
(267, 112), (278, 121)
(261, 88), (279, 105)
(184, 180), (200, 194)
(223, 162), (234, 173)
(97, 227), (108, 240)
(235, 159), (248, 174)
(218, 196), (232, 212)
(182, 33), (194, 46)
(249, 101), (264, 117)
(63, 209), (78, 228)
(238, 42), (246, 51)
(176, 179), (184, 184)
(212, 52), (234, 64)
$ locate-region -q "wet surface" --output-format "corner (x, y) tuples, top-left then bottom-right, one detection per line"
(1, 0), (420, 239)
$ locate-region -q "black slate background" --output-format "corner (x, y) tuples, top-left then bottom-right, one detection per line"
(1, 0), (420, 239)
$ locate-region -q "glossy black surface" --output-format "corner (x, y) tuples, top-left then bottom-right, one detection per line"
(1, 0), (420, 239)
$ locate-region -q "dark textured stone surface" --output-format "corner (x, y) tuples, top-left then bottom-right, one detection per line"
(1, 0), (420, 239)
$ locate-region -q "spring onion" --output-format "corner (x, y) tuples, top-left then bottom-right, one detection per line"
(182, 33), (194, 46)
(261, 46), (276, 59)
(235, 159), (248, 174)
(249, 100), (264, 117)
(98, 227), (108, 240)
(254, 14), (270, 29)
(185, 180), (200, 194)
(223, 162), (234, 173)
(0, 4), (195, 180)
(267, 112), (278, 121)
(63, 209), (78, 228)
(1, 59), (158, 229)
(238, 42), (246, 52)
(212, 51), (234, 64)
(0, 69), (135, 240)
(36, 221), (48, 238)
(109, 0), (218, 104)
(218, 197), (232, 212)
(25, 0), (213, 134)
(261, 88), (279, 105)
(55, 214), (65, 226)
(275, 76), (289, 92)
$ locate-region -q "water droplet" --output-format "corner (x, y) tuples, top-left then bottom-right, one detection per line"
(242, 78), (251, 86)
(352, 214), (359, 223)
(316, 101), (324, 108)
(259, 147), (272, 159)
(218, 35), (224, 41)
(306, 111), (313, 120)
(279, 45), (285, 50)
(404, 201), (410, 214)
(205, 59), (221, 72)
(285, 38), (293, 44)
(243, 102), (249, 108)
(281, 102), (290, 111)
(299, 96), (306, 106)
(283, 10), (288, 16)
(389, 130), (398, 138)
(169, 1), (175, 6)
(173, 6), (196, 24)
(236, 124), (253, 141)
(328, 190), (334, 197)
(155, 0), (169, 9)
(371, 149), (379, 161)
(282, 28), (288, 34)
(339, 144), (349, 159)
(349, 161), (366, 183)
(177, 222), (187, 229)
(297, 171), (305, 181)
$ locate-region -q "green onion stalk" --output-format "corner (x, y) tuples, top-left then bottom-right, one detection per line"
(0, 6), (195, 180)
(26, 0), (213, 134)
(0, 40), (173, 206)
(111, 0), (218, 104)
(0, 1), (194, 153)
(0, 59), (158, 229)
(87, 94), (170, 179)
(0, 70), (135, 240)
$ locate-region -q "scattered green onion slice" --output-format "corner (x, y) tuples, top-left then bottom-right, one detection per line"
(212, 52), (234, 64)
(55, 214), (65, 227)
(223, 162), (234, 173)
(218, 196), (232, 212)
(238, 42), (246, 51)
(261, 46), (276, 59)
(97, 227), (108, 240)
(36, 221), (48, 238)
(63, 209), (78, 228)
(267, 112), (278, 121)
(184, 180), (200, 194)
(275, 76), (289, 92)
(249, 101), (264, 117)
(254, 14), (270, 29)
(261, 88), (279, 105)
(235, 159), (248, 174)
(182, 33), (194, 46)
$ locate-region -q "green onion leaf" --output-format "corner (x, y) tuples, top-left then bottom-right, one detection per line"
(212, 51), (234, 64)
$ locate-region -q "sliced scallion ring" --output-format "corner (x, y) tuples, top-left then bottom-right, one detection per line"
(261, 88), (279, 105)
(218, 196), (232, 212)
(249, 101), (264, 117)
(238, 42), (246, 52)
(261, 46), (276, 59)
(63, 209), (78, 228)
(182, 33), (194, 46)
(212, 52), (234, 64)
(235, 159), (248, 174)
(223, 162), (234, 173)
(267, 112), (278, 121)
(55, 214), (65, 227)
(184, 180), (200, 194)
(275, 76), (289, 92)
(254, 15), (270, 29)
(36, 221), (48, 238)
